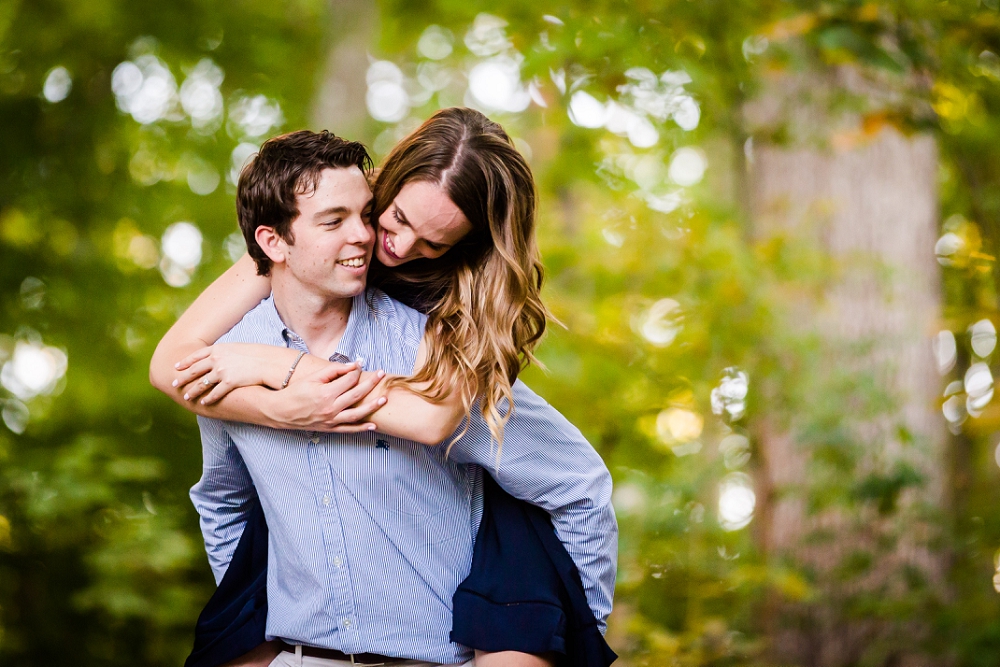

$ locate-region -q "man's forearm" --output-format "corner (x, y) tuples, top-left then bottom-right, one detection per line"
(191, 418), (257, 584)
(549, 499), (618, 631)
(453, 380), (619, 628)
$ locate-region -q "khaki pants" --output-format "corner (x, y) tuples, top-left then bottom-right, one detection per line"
(268, 646), (474, 667)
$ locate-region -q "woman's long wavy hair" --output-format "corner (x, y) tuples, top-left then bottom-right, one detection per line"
(369, 107), (548, 452)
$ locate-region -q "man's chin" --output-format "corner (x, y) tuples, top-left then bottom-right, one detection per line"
(342, 279), (368, 297)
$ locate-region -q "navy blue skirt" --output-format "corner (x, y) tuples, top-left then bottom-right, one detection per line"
(185, 475), (616, 667)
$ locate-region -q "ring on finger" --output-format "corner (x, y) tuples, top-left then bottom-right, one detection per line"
(202, 377), (211, 386)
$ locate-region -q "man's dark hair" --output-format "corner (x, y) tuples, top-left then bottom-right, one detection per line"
(237, 130), (373, 276)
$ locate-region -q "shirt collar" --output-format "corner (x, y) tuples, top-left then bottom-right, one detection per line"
(330, 290), (371, 366)
(263, 290), (372, 366)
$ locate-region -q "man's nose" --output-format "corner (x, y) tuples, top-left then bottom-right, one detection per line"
(346, 214), (374, 245)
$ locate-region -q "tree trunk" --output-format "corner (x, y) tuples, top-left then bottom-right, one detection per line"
(310, 0), (378, 140)
(747, 68), (947, 667)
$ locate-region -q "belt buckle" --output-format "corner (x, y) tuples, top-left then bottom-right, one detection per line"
(350, 657), (386, 667)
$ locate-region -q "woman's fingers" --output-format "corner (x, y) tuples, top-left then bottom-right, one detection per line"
(174, 346), (213, 372)
(317, 367), (363, 397)
(328, 371), (385, 416)
(304, 360), (363, 384)
(199, 380), (238, 405)
(172, 358), (215, 389)
(332, 395), (387, 426)
(327, 422), (377, 434)
(181, 374), (215, 401)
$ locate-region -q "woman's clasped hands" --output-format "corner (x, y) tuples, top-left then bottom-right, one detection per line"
(170, 343), (389, 433)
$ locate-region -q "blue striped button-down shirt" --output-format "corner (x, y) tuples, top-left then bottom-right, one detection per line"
(190, 289), (617, 663)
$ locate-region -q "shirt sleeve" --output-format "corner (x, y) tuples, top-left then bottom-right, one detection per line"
(189, 416), (256, 585)
(448, 380), (618, 631)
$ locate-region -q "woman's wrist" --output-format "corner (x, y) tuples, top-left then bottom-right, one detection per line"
(261, 348), (305, 390)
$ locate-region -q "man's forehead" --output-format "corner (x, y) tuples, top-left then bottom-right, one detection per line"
(302, 166), (372, 206)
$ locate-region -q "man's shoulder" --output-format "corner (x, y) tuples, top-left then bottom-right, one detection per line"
(364, 288), (426, 340)
(216, 298), (285, 346)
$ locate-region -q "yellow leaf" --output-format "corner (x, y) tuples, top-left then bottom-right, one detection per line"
(0, 208), (41, 248)
(857, 3), (880, 21)
(766, 13), (817, 41)
(0, 514), (10, 550)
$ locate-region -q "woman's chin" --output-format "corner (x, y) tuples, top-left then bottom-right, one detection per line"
(375, 246), (404, 267)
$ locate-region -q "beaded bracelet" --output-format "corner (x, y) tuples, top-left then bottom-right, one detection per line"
(281, 350), (307, 389)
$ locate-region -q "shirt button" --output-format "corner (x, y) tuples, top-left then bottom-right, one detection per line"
(322, 494), (331, 506)
(333, 556), (343, 568)
(342, 618), (353, 629)
(310, 435), (320, 444)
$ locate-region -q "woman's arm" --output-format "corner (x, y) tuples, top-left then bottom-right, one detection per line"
(171, 339), (467, 445)
(149, 253), (271, 393)
(358, 337), (468, 444)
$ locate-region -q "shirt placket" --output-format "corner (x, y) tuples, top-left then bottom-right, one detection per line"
(286, 332), (361, 647)
(306, 435), (361, 648)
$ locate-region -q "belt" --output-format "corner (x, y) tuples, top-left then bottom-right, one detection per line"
(277, 641), (406, 665)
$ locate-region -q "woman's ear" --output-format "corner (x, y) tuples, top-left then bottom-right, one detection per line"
(255, 226), (287, 266)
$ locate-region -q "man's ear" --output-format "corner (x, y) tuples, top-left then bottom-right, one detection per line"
(255, 226), (287, 265)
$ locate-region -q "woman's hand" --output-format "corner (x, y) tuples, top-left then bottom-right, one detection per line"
(261, 363), (389, 432)
(172, 343), (310, 404)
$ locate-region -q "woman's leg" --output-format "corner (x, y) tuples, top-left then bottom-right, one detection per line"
(474, 651), (555, 667)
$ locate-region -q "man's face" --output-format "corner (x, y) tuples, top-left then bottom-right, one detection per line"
(278, 166), (374, 300)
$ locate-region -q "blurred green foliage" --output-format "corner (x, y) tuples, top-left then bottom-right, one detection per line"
(4, 0), (1000, 665)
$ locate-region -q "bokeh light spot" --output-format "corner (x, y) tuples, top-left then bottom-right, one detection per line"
(933, 330), (957, 374)
(418, 25), (454, 60)
(935, 232), (963, 266)
(180, 59), (224, 130)
(656, 407), (704, 448)
(229, 142), (259, 186)
(160, 222), (203, 287)
(468, 57), (530, 112)
(112, 54), (179, 125)
(1, 341), (68, 401)
(711, 368), (749, 421)
(718, 473), (756, 531)
(668, 147), (707, 187)
(639, 298), (682, 346)
(464, 13), (511, 57)
(228, 94), (283, 139)
(970, 319), (997, 358)
(568, 91), (607, 128)
(187, 157), (220, 195)
(366, 61), (409, 123)
(42, 66), (72, 103)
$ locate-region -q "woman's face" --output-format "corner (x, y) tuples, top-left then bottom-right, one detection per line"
(375, 181), (473, 267)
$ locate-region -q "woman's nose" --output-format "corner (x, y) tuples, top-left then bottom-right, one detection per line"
(392, 230), (415, 258)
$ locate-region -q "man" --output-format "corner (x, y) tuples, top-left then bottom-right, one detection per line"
(188, 130), (616, 665)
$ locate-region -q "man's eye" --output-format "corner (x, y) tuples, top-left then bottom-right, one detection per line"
(323, 219), (342, 226)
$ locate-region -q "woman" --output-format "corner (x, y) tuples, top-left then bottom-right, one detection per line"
(150, 108), (615, 667)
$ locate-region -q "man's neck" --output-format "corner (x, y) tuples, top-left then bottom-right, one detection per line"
(270, 273), (354, 359)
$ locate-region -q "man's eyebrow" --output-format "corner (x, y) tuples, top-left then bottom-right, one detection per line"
(313, 206), (350, 218)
